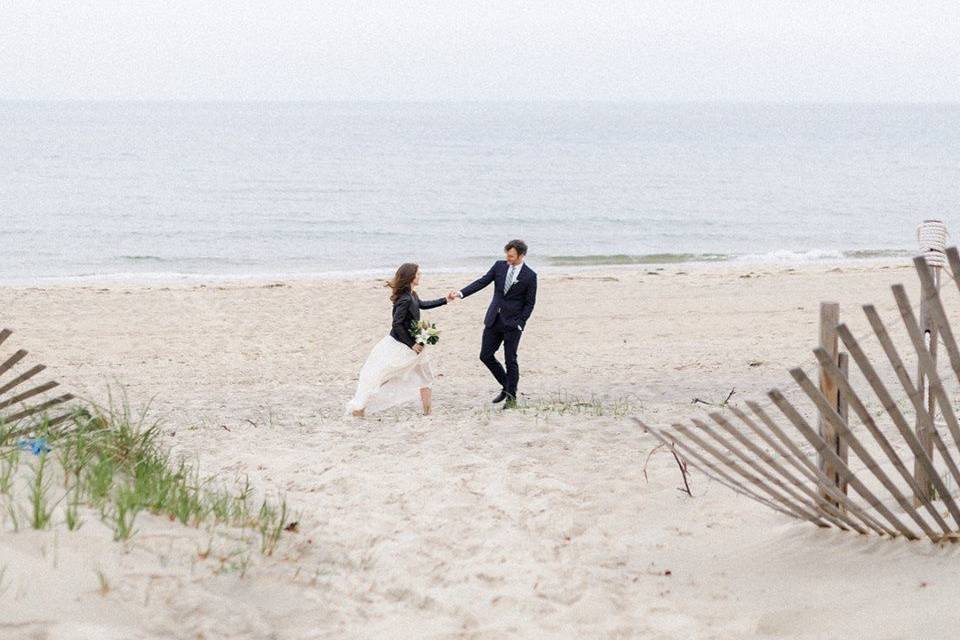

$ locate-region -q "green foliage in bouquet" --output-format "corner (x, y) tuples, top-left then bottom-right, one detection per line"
(411, 320), (441, 345)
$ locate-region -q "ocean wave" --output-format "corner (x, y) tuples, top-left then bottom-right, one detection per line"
(120, 255), (167, 262)
(843, 249), (913, 259)
(547, 253), (731, 266)
(119, 255), (251, 267)
(546, 249), (913, 267)
(733, 248), (912, 264)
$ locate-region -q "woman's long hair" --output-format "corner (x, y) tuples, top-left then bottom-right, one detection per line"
(387, 263), (419, 303)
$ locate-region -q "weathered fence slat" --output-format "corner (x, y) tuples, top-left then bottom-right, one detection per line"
(0, 381), (60, 412)
(816, 344), (954, 534)
(674, 422), (828, 526)
(0, 350), (28, 379)
(0, 329), (75, 430)
(692, 417), (845, 529)
(892, 286), (960, 452)
(792, 368), (940, 542)
(735, 403), (888, 535)
(710, 412), (864, 533)
(768, 389), (919, 540)
(836, 323), (960, 529)
(5, 394), (75, 424)
(639, 420), (797, 518)
(0, 364), (47, 398)
(860, 308), (960, 496)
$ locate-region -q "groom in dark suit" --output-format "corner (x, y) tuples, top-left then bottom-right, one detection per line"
(449, 240), (538, 408)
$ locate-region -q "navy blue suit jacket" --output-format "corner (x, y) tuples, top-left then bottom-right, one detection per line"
(460, 261), (538, 330)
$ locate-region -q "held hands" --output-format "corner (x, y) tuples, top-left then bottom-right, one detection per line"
(446, 290), (461, 302)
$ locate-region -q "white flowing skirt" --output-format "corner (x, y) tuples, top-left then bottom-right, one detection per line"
(345, 335), (436, 415)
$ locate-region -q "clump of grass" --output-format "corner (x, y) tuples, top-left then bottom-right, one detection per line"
(96, 568), (110, 596)
(6, 501), (19, 532)
(58, 427), (96, 489)
(215, 547), (254, 577)
(485, 391), (640, 418)
(257, 498), (288, 556)
(0, 393), (294, 558)
(28, 453), (53, 530)
(65, 484), (82, 531)
(112, 485), (139, 541)
(208, 486), (234, 524)
(233, 475), (253, 523)
(86, 453), (115, 508)
(0, 449), (20, 495)
(0, 420), (13, 448)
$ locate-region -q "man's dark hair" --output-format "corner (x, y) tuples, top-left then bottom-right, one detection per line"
(504, 239), (528, 256)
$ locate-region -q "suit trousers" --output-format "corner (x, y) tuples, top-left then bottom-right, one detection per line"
(479, 314), (522, 398)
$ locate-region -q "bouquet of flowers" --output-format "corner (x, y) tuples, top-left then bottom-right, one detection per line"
(411, 320), (441, 345)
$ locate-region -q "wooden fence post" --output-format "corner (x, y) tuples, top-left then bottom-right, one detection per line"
(818, 302), (848, 507)
(915, 264), (941, 503)
(915, 220), (949, 504)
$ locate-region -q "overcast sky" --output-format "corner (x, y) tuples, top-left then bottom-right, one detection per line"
(2, 1), (959, 102)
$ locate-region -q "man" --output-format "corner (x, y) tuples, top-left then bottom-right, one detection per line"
(448, 240), (538, 408)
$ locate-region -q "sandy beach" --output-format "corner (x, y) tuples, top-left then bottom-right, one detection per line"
(1, 260), (957, 639)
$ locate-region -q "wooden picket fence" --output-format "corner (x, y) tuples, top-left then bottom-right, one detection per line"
(0, 329), (74, 431)
(637, 249), (960, 543)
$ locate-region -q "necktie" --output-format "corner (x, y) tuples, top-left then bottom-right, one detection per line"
(505, 265), (516, 293)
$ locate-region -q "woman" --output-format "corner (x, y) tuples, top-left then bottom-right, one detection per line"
(347, 263), (448, 417)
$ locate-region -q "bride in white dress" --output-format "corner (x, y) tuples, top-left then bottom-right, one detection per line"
(346, 263), (449, 417)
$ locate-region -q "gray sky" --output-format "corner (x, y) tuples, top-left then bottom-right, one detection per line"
(2, 1), (959, 102)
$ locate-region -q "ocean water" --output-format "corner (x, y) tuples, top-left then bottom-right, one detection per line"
(2, 101), (959, 282)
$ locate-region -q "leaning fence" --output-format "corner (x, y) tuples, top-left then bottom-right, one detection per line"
(638, 247), (960, 543)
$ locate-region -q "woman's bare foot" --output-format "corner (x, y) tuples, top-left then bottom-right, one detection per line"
(352, 409), (365, 418)
(422, 405), (432, 416)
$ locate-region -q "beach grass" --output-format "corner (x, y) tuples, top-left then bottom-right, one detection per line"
(0, 395), (293, 558)
(479, 391), (640, 419)
(28, 453), (53, 530)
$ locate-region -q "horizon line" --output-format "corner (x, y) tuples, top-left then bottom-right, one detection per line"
(2, 98), (960, 106)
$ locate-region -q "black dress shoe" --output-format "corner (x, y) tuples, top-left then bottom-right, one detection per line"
(492, 390), (508, 404)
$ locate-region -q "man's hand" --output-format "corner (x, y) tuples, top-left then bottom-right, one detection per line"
(413, 343), (424, 354)
(446, 290), (460, 301)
